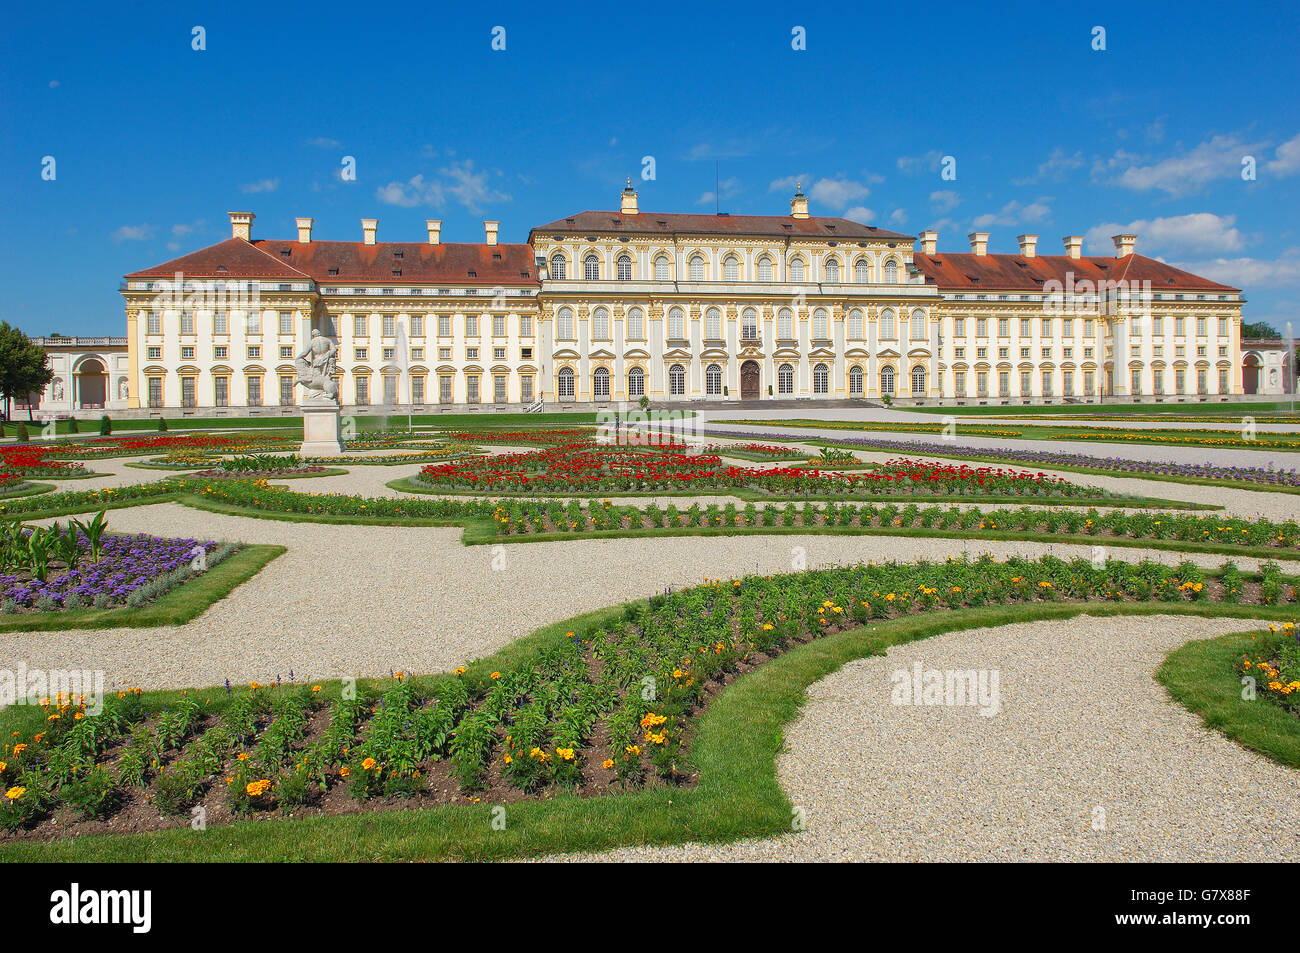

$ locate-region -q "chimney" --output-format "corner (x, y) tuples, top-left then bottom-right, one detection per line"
(1063, 235), (1083, 259)
(484, 221), (499, 246)
(228, 211), (255, 241)
(790, 182), (809, 219)
(620, 178), (639, 215)
(968, 232), (989, 256)
(1112, 233), (1137, 258)
(296, 217), (313, 244)
(1017, 234), (1038, 258)
(426, 220), (441, 245)
(918, 230), (938, 255)
(362, 218), (377, 245)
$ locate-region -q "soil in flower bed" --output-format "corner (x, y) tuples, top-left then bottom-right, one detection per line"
(189, 466), (331, 479)
(3, 554), (1294, 841)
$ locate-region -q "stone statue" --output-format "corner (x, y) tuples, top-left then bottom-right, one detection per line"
(295, 329), (340, 402)
(52, 379), (64, 401)
(118, 378), (129, 400)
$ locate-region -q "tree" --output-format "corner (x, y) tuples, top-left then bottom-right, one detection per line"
(0, 322), (54, 421)
(1241, 320), (1282, 340)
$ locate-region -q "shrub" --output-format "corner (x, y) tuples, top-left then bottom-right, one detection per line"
(68, 417), (79, 434)
(99, 415), (111, 436)
(16, 423), (29, 443)
(157, 417), (168, 431)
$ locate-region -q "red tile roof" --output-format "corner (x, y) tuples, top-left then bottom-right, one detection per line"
(912, 251), (1238, 293)
(530, 211), (912, 242)
(126, 238), (538, 286)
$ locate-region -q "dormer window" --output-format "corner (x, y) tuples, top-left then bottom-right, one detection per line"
(392, 269), (402, 276)
(467, 270), (477, 278)
(393, 250), (404, 258)
(328, 267), (339, 276)
(280, 248), (291, 257)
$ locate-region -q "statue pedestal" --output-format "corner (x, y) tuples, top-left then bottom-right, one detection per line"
(300, 400), (343, 456)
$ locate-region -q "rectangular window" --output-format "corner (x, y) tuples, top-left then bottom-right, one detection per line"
(148, 376), (163, 408)
(1218, 317), (1228, 336)
(1197, 317), (1207, 336)
(147, 312), (161, 334)
(438, 315), (452, 337)
(214, 311), (228, 334)
(280, 312), (293, 335)
(147, 346), (161, 360)
(466, 314), (479, 337)
(1175, 369), (1185, 394)
(519, 315), (533, 337)
(383, 376), (397, 405)
(1063, 318), (1073, 336)
(1020, 318), (1031, 337)
(411, 347), (424, 360)
(1084, 318), (1094, 337)
(382, 315), (396, 337)
(355, 348), (368, 361)
(1175, 316), (1185, 336)
(998, 371), (1009, 396)
(954, 371), (966, 395)
(1041, 318), (1053, 336)
(354, 314), (367, 337)
(521, 375), (534, 402)
(1020, 370), (1031, 394)
(1084, 370), (1095, 394)
(1153, 316), (1163, 335)
(280, 346), (293, 359)
(383, 347), (395, 360)
(180, 346), (195, 360)
(181, 312), (194, 335)
(214, 346), (228, 360)
(411, 377), (425, 404)
(410, 314), (424, 337)
(997, 318), (1008, 338)
(493, 314), (506, 337)
(247, 312), (261, 335)
(954, 318), (965, 336)
(1131, 368), (1142, 393)
(1041, 370), (1052, 396)
(355, 377), (369, 405)
(280, 375), (294, 406)
(977, 318), (988, 338)
(181, 377), (196, 408)
(247, 376), (262, 406)
(467, 376), (479, 403)
(493, 346), (506, 360)
(1197, 369), (1207, 394)
(439, 347), (451, 360)
(1062, 370), (1073, 394)
(466, 347), (478, 360)
(214, 377), (229, 407)
(494, 374), (507, 403)
(1219, 368), (1229, 392)
(439, 375), (453, 403)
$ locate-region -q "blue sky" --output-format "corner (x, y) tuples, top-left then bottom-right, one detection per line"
(2, 0), (1298, 336)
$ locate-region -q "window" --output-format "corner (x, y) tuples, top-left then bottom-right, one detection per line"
(584, 254), (601, 280)
(627, 307), (644, 340)
(880, 308), (896, 339)
(705, 364), (722, 395)
(998, 318), (1009, 338)
(1063, 318), (1074, 337)
(1084, 370), (1095, 394)
(494, 374), (508, 403)
(1041, 317), (1053, 336)
(999, 370), (1009, 396)
(411, 347), (423, 360)
(466, 314), (479, 337)
(1041, 369), (1052, 396)
(654, 256), (671, 280)
(181, 312), (194, 334)
(247, 345), (260, 359)
(180, 346), (195, 360)
(911, 311), (926, 340)
(280, 375), (294, 405)
(824, 258), (839, 282)
(705, 307), (722, 340)
(627, 366), (645, 397)
(493, 347), (506, 360)
(354, 347), (368, 361)
(354, 377), (368, 405)
(412, 376), (425, 404)
(1218, 317), (1228, 336)
(1219, 368), (1229, 392)
(466, 375), (480, 403)
(854, 259), (870, 283)
(1153, 316), (1164, 335)
(213, 345), (228, 360)
(438, 314), (452, 337)
(148, 377), (162, 407)
(213, 377), (228, 407)
(812, 308), (828, 340)
(181, 376), (196, 408)
(439, 347), (451, 360)
(977, 318), (988, 338)
(1021, 370), (1032, 394)
(778, 308), (793, 339)
(723, 256), (739, 281)
(147, 312), (161, 334)
(383, 347), (396, 361)
(147, 345), (162, 360)
(439, 375), (453, 403)
(519, 315), (533, 337)
(247, 376), (262, 407)
(812, 363), (829, 395)
(214, 311), (228, 334)
(353, 314), (367, 337)
(549, 254), (566, 279)
(742, 307), (758, 340)
(778, 363), (794, 394)
(955, 370), (966, 396)
(1197, 369), (1207, 394)
(383, 376), (398, 405)
(689, 256), (705, 281)
(557, 367), (575, 398)
(789, 258), (805, 282)
(1084, 319), (1094, 337)
(1131, 367), (1142, 394)
(493, 314), (506, 337)
(1020, 318), (1032, 337)
(280, 312), (294, 335)
(669, 364), (685, 395)
(466, 347), (478, 360)
(410, 315), (424, 337)
(848, 309), (863, 339)
(617, 255), (633, 280)
(519, 375), (532, 402)
(668, 307), (684, 340)
(1063, 370), (1074, 394)
(557, 307), (575, 340)
(592, 307), (610, 340)
(757, 257), (773, 281)
(280, 346), (293, 359)
(880, 365), (895, 395)
(849, 365), (863, 395)
(1197, 316), (1207, 336)
(883, 260), (898, 283)
(911, 365), (927, 395)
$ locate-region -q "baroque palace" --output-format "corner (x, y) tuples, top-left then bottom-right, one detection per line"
(107, 182), (1247, 414)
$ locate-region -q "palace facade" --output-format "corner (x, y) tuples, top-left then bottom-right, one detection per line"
(117, 184), (1246, 413)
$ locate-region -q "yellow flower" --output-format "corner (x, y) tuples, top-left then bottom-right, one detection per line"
(361, 757), (378, 770)
(245, 779), (272, 797)
(3, 786), (23, 800)
(453, 666), (466, 676)
(490, 671), (501, 680)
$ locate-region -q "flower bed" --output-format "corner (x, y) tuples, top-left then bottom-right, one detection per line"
(1, 553), (1293, 838)
(1237, 619), (1299, 716)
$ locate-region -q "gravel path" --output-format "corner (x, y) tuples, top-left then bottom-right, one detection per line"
(548, 614), (1300, 862)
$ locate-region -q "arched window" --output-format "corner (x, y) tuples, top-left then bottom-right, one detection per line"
(593, 366), (610, 398)
(705, 364), (722, 395)
(626, 307), (644, 340)
(911, 310), (927, 340)
(883, 259), (899, 283)
(880, 365), (895, 395)
(557, 366), (575, 398)
(669, 363), (686, 395)
(813, 307), (828, 340)
(854, 259), (870, 283)
(778, 363), (794, 394)
(849, 365), (864, 395)
(880, 308), (896, 339)
(668, 306), (684, 340)
(911, 365), (927, 395)
(757, 256), (773, 281)
(549, 254), (567, 280)
(824, 258), (839, 282)
(741, 307), (758, 340)
(848, 309), (864, 339)
(584, 254), (600, 280)
(776, 308), (792, 339)
(813, 363), (829, 394)
(616, 255), (633, 281)
(723, 256), (739, 281)
(592, 307), (610, 340)
(789, 257), (805, 282)
(689, 255), (705, 281)
(627, 366), (645, 397)
(557, 306), (575, 340)
(654, 255), (671, 281)
(705, 307), (722, 340)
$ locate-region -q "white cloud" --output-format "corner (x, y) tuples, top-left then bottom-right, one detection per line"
(769, 174), (808, 193)
(971, 198), (1053, 230)
(769, 175), (871, 210)
(1084, 212), (1244, 257)
(1267, 132), (1300, 175)
(696, 177), (741, 206)
(1014, 147), (1084, 185)
(1168, 247), (1300, 289)
(305, 136), (341, 149)
(239, 178), (279, 194)
(929, 190), (961, 213)
(888, 208), (908, 225)
(439, 160), (511, 212)
(1098, 134), (1264, 195)
(112, 224), (155, 242)
(843, 206), (876, 224)
(687, 140), (755, 160)
(375, 174), (443, 208)
(896, 150), (945, 175)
